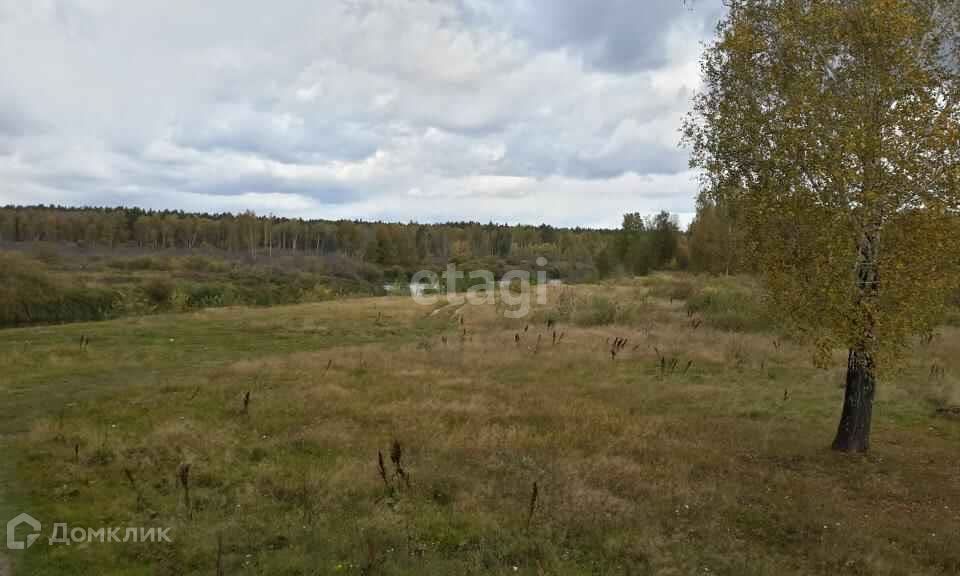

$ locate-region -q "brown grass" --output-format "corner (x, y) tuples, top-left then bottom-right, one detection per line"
(0, 277), (958, 574)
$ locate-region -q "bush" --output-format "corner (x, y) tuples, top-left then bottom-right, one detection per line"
(142, 278), (176, 308)
(227, 268), (317, 306)
(107, 256), (171, 271)
(647, 277), (697, 301)
(573, 295), (620, 326)
(185, 284), (230, 309)
(358, 262), (384, 284)
(181, 255), (229, 273)
(686, 286), (772, 332)
(30, 243), (62, 265)
(383, 265), (409, 283)
(0, 253), (119, 327)
(56, 288), (120, 322)
(0, 254), (57, 326)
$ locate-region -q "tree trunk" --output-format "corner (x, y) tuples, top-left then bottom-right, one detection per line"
(831, 347), (876, 452)
(833, 213), (881, 452)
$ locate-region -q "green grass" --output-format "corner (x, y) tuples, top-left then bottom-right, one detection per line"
(1, 276), (959, 575)
(0, 251), (384, 329)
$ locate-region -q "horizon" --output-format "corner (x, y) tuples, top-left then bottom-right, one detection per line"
(0, 202), (692, 231)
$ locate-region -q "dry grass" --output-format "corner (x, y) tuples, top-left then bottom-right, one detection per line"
(0, 275), (958, 574)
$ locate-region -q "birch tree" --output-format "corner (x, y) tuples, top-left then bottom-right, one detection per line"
(684, 0), (960, 451)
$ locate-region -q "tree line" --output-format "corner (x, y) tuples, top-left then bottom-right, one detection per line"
(0, 205), (737, 278)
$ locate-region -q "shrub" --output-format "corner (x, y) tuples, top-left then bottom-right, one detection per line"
(686, 286), (771, 332)
(358, 262), (384, 284)
(0, 254), (59, 326)
(573, 296), (619, 326)
(30, 243), (62, 265)
(647, 277), (697, 301)
(384, 265), (408, 283)
(181, 255), (229, 273)
(0, 253), (119, 327)
(107, 256), (171, 271)
(56, 288), (120, 322)
(142, 278), (176, 308)
(185, 284), (229, 309)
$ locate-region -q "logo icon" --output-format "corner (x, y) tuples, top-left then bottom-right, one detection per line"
(6, 513), (41, 550)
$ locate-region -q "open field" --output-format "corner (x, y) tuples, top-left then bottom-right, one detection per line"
(1, 275), (959, 575)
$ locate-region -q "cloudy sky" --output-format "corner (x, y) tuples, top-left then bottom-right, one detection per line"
(0, 0), (724, 228)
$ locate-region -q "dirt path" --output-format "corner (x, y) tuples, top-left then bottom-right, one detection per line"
(0, 555), (11, 576)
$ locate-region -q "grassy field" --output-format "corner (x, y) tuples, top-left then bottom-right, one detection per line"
(1, 274), (958, 575)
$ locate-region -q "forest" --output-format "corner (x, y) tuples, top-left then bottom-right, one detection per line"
(0, 203), (745, 328)
(0, 204), (746, 274)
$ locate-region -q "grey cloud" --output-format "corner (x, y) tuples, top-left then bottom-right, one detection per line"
(122, 153), (371, 204)
(172, 115), (381, 165)
(0, 96), (41, 139)
(0, 110), (24, 137)
(0, 0), (723, 225)
(569, 147), (689, 180)
(516, 1), (686, 70)
(467, 0), (725, 72)
(183, 178), (360, 204)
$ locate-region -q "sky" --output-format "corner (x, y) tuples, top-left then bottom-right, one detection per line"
(0, 0), (725, 229)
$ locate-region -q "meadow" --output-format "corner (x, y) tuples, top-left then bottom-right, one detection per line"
(1, 274), (958, 575)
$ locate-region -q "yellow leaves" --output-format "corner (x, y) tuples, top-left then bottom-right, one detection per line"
(686, 0), (960, 367)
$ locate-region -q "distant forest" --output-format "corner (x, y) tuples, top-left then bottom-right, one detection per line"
(17, 202), (954, 330)
(0, 206), (744, 280)
(0, 204), (746, 280)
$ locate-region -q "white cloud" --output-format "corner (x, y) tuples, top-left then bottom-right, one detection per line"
(0, 0), (724, 227)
